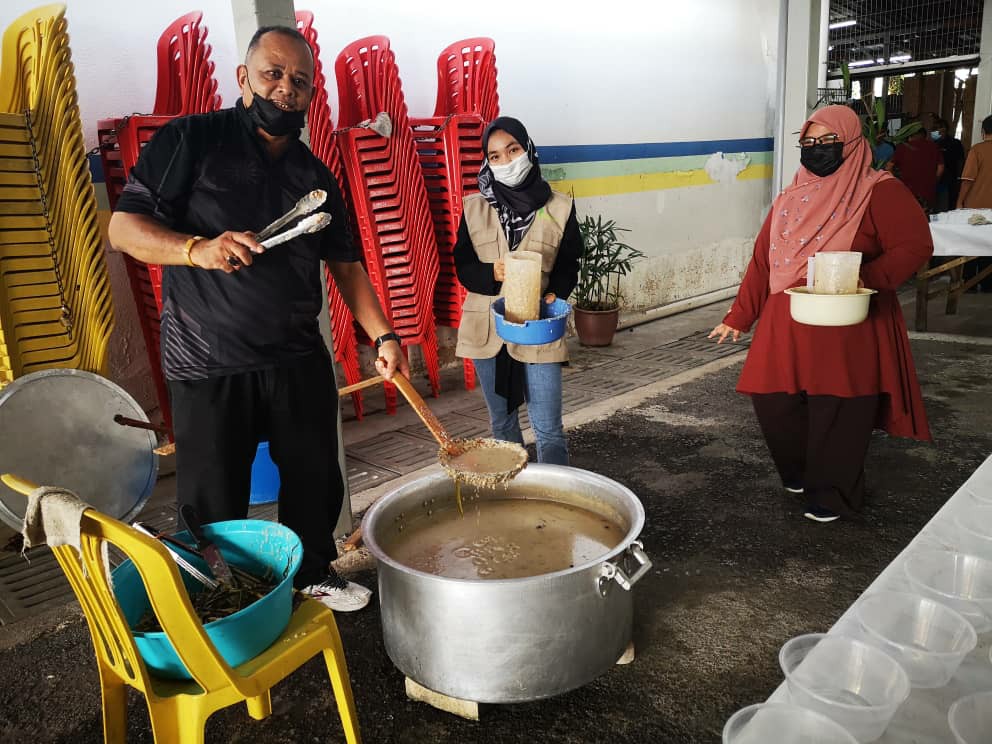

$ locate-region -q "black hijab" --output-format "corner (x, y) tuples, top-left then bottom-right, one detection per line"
(478, 116), (552, 249)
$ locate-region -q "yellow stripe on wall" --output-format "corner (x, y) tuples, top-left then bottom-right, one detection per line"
(549, 163), (772, 199)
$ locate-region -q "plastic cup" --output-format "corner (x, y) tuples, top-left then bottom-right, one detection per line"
(779, 633), (910, 742)
(723, 703), (858, 744)
(855, 591), (977, 688)
(812, 252), (862, 294)
(948, 691), (992, 744)
(904, 550), (992, 633)
(953, 504), (992, 559)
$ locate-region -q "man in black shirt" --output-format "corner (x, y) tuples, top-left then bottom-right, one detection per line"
(933, 117), (965, 212)
(109, 26), (408, 612)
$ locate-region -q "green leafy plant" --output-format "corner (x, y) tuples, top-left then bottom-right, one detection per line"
(574, 215), (644, 311)
(839, 62), (922, 169)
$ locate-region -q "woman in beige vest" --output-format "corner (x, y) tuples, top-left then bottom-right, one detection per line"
(454, 117), (581, 465)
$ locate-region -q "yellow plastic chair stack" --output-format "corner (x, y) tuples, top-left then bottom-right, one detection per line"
(0, 4), (113, 386)
(0, 473), (362, 744)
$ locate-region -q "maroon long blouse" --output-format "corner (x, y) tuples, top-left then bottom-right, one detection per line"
(724, 178), (933, 441)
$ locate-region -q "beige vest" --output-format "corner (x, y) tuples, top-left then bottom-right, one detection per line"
(455, 190), (574, 363)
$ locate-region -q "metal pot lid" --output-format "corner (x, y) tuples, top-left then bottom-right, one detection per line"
(0, 369), (159, 530)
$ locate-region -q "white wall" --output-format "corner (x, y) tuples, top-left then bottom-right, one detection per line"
(0, 0), (781, 406)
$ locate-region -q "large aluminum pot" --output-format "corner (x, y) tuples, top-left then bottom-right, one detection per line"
(363, 464), (651, 703)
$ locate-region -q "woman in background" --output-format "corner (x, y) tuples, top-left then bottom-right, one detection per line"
(710, 105), (932, 523)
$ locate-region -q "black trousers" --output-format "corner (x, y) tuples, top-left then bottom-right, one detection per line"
(751, 392), (879, 517)
(168, 350), (343, 588)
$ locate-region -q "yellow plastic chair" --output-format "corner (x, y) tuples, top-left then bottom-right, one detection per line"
(0, 473), (362, 744)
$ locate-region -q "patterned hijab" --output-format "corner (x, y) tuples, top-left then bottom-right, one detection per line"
(768, 105), (893, 294)
(478, 116), (552, 250)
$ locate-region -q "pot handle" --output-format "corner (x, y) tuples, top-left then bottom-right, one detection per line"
(598, 540), (652, 596)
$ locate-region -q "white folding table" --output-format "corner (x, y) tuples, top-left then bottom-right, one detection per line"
(765, 453), (992, 742)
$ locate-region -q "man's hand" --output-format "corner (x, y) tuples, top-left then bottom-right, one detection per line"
(191, 231), (264, 273)
(493, 260), (506, 282)
(374, 340), (409, 381)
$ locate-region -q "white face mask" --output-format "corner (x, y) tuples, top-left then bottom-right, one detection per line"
(490, 152), (533, 188)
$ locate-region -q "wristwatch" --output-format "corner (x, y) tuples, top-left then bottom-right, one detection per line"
(374, 332), (402, 350)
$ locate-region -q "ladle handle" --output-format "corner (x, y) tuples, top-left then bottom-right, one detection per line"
(1, 473), (38, 496)
(390, 374), (454, 449)
(338, 376), (386, 396)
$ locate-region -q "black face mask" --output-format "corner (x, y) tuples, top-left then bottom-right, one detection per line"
(246, 80), (305, 137)
(800, 142), (845, 177)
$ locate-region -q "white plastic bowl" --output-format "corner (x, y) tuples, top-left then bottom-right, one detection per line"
(953, 504), (992, 559)
(904, 550), (992, 633)
(855, 591), (977, 688)
(723, 703), (858, 744)
(964, 486), (992, 506)
(779, 633), (910, 743)
(785, 287), (877, 327)
(948, 691), (992, 744)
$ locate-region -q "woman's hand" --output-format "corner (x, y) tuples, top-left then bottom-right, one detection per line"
(493, 260), (505, 282)
(544, 293), (556, 303)
(708, 323), (742, 344)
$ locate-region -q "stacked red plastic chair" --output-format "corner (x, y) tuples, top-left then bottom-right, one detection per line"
(96, 12), (223, 433)
(410, 38), (499, 390)
(296, 10), (366, 419)
(335, 36), (442, 407)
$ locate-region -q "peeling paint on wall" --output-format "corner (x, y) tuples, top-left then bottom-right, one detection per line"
(704, 152), (752, 184)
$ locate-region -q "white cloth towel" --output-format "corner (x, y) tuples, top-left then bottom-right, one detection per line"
(21, 486), (89, 553)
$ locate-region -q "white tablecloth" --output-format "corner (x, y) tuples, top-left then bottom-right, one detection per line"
(767, 454), (992, 743)
(930, 210), (992, 257)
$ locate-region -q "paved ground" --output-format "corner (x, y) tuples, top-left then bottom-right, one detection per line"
(1, 287), (990, 743)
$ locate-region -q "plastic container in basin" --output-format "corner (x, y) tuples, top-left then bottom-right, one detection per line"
(855, 591), (977, 688)
(903, 549), (992, 633)
(491, 297), (571, 345)
(785, 287), (877, 327)
(113, 520), (302, 679)
(779, 633), (910, 743)
(250, 442), (280, 505)
(723, 703), (858, 744)
(948, 691), (992, 744)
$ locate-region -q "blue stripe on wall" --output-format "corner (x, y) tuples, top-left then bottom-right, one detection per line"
(538, 138), (775, 164)
(86, 139), (777, 185)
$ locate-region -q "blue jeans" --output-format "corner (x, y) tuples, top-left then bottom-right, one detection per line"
(471, 356), (569, 465)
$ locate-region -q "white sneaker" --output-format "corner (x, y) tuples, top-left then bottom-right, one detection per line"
(301, 573), (372, 612)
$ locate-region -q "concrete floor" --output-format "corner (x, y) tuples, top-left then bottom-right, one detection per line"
(0, 287), (990, 743)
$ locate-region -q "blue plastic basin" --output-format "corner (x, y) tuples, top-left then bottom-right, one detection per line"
(250, 442), (280, 505)
(113, 520), (302, 679)
(491, 297), (571, 345)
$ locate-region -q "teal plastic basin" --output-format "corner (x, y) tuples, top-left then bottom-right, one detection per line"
(113, 520), (302, 680)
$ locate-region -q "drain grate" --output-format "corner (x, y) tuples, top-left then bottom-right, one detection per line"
(348, 432), (441, 474)
(561, 388), (606, 413)
(401, 416), (491, 442)
(345, 457), (400, 492)
(0, 547), (74, 625)
(566, 369), (649, 396)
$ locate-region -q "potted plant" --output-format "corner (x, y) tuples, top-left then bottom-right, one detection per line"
(838, 62), (922, 169)
(572, 215), (644, 346)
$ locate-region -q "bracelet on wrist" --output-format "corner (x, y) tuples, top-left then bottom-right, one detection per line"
(183, 236), (205, 268)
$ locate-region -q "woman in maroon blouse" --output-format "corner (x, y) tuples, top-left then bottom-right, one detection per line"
(709, 105), (932, 523)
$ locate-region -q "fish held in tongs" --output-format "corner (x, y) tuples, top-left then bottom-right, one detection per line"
(255, 189), (327, 241)
(259, 212), (333, 249)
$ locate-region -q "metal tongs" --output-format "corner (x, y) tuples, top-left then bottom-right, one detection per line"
(228, 189), (332, 266)
(256, 189), (327, 242)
